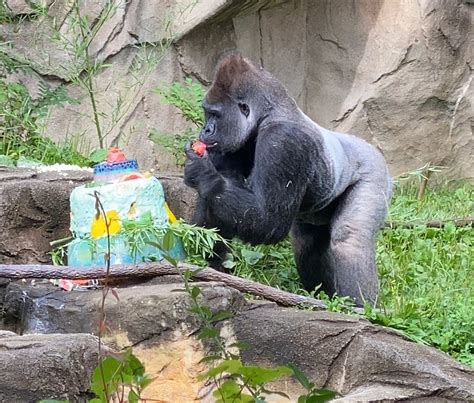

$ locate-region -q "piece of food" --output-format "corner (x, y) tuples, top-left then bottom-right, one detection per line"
(192, 140), (207, 157)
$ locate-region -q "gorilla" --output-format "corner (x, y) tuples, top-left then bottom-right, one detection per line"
(184, 53), (392, 305)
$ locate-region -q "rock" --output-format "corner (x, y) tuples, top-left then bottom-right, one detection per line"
(0, 168), (197, 264)
(158, 172), (198, 222)
(1, 280), (247, 401)
(2, 280), (473, 400)
(233, 305), (474, 401)
(0, 168), (91, 264)
(2, 280), (247, 346)
(5, 0), (34, 15)
(0, 332), (100, 401)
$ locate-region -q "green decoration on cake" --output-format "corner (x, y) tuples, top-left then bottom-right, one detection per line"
(67, 147), (184, 267)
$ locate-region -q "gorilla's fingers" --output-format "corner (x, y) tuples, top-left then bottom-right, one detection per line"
(185, 141), (199, 160)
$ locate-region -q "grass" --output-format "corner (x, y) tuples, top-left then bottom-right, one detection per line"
(226, 182), (474, 366)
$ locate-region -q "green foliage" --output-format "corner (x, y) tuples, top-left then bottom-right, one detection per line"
(289, 364), (337, 403)
(150, 79), (206, 167)
(0, 78), (92, 166)
(0, 1), (48, 24)
(154, 78), (205, 126)
(376, 184), (474, 365)
(149, 127), (196, 167)
(228, 240), (302, 294)
(170, 219), (229, 264)
(90, 349), (152, 402)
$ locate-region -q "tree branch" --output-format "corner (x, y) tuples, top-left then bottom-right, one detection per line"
(0, 262), (327, 310)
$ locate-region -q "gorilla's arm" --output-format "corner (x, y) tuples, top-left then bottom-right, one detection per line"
(185, 123), (314, 244)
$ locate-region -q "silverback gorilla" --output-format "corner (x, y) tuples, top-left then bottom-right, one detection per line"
(184, 53), (392, 305)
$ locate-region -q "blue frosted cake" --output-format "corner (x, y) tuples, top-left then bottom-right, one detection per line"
(67, 148), (184, 267)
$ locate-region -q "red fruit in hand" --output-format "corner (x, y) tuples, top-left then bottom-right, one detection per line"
(192, 140), (207, 157)
(107, 147), (127, 163)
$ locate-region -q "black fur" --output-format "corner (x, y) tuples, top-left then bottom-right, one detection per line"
(184, 53), (392, 305)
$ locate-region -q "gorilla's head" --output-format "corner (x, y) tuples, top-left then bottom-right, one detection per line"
(199, 53), (295, 154)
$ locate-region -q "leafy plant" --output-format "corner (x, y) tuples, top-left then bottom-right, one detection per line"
(150, 79), (206, 167)
(154, 78), (205, 126)
(89, 350), (152, 403)
(0, 77), (91, 166)
(49, 0), (178, 151)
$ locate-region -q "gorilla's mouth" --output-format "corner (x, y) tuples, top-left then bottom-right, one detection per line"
(205, 142), (218, 149)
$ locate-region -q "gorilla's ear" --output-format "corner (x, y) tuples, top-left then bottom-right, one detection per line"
(208, 53), (255, 101)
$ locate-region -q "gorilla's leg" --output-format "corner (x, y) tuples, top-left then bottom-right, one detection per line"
(291, 223), (332, 293)
(326, 181), (389, 305)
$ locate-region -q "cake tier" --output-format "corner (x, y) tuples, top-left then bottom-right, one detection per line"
(68, 176), (185, 267)
(70, 176), (167, 238)
(93, 159), (138, 182)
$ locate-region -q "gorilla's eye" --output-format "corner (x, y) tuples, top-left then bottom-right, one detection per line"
(238, 103), (250, 118)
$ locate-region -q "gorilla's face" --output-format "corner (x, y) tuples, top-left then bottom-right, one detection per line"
(199, 94), (256, 154)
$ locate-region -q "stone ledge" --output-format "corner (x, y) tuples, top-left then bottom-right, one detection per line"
(1, 279), (473, 401)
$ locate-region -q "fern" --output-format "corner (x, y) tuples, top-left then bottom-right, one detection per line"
(154, 78), (205, 126)
(151, 79), (206, 167)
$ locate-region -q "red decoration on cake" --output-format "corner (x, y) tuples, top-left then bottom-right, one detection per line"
(107, 147), (127, 164)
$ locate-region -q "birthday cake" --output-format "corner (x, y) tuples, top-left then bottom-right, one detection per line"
(67, 148), (184, 267)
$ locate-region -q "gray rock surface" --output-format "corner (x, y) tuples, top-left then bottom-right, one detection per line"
(2, 280), (247, 345)
(234, 306), (474, 401)
(1, 280), (473, 401)
(0, 332), (100, 401)
(0, 168), (91, 264)
(1, 0), (472, 179)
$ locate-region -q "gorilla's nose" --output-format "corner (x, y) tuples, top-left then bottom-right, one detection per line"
(200, 121), (216, 142)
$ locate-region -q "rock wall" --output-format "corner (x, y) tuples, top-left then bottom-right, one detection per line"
(1, 0), (473, 179)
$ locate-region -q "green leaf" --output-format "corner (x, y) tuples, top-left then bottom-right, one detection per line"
(237, 365), (293, 387)
(191, 286), (201, 299)
(163, 254), (177, 267)
(124, 350), (145, 377)
(128, 389), (140, 403)
(215, 379), (240, 398)
(287, 363), (312, 390)
(211, 310), (234, 322)
(198, 359), (243, 380)
(199, 354), (223, 363)
(91, 356), (122, 398)
(163, 230), (176, 251)
(304, 389), (337, 402)
(197, 327), (219, 339)
(228, 341), (251, 350)
(241, 249), (264, 265)
(89, 148), (108, 163)
(222, 259), (236, 269)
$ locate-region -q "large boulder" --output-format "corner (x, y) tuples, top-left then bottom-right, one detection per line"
(0, 332), (100, 401)
(2, 280), (473, 401)
(1, 0), (472, 179)
(0, 168), (91, 264)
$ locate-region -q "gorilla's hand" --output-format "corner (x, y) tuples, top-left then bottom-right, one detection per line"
(184, 141), (220, 192)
